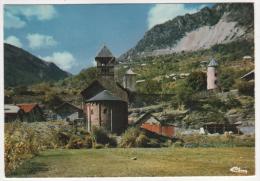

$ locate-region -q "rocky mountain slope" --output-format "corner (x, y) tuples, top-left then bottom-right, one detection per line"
(4, 43), (70, 87)
(119, 3), (254, 60)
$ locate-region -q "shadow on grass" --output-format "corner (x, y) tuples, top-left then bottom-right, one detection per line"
(8, 160), (49, 177)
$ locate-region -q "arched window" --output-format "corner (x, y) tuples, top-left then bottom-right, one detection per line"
(103, 108), (107, 114)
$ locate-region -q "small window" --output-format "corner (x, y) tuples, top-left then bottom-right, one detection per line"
(215, 73), (217, 77)
(103, 108), (107, 114)
(90, 109), (94, 114)
(215, 80), (218, 85)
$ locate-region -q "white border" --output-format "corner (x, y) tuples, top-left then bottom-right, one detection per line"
(0, 1), (259, 181)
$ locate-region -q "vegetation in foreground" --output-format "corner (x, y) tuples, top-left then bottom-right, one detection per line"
(10, 147), (255, 177)
(5, 121), (255, 176)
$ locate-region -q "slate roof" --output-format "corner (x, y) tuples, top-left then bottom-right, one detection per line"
(86, 90), (124, 102)
(96, 45), (114, 58)
(55, 102), (82, 111)
(208, 58), (218, 67)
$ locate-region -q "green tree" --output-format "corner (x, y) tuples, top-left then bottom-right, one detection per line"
(186, 71), (207, 92)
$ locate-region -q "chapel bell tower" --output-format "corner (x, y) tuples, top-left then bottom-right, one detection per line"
(95, 45), (116, 78)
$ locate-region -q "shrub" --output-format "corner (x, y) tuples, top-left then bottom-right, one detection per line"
(84, 135), (93, 148)
(186, 71), (207, 92)
(91, 126), (110, 145)
(66, 135), (85, 149)
(120, 127), (141, 148)
(237, 81), (254, 97)
(108, 136), (118, 148)
(120, 127), (157, 148)
(94, 144), (104, 149)
(136, 134), (150, 147)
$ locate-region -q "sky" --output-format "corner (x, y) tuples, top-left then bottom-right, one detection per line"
(4, 3), (214, 74)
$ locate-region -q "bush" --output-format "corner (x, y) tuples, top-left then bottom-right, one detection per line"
(94, 144), (104, 149)
(120, 127), (142, 148)
(136, 134), (150, 147)
(120, 127), (159, 148)
(84, 135), (93, 148)
(66, 135), (85, 149)
(91, 126), (110, 145)
(108, 136), (118, 148)
(237, 81), (254, 97)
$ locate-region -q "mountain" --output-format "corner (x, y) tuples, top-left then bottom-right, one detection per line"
(4, 43), (70, 87)
(119, 3), (254, 61)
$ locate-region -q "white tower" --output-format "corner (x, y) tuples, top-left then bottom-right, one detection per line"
(123, 68), (137, 92)
(207, 58), (218, 90)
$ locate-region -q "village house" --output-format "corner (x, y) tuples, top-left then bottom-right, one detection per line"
(55, 102), (84, 122)
(17, 103), (45, 122)
(132, 112), (176, 138)
(81, 45), (129, 134)
(4, 104), (24, 122)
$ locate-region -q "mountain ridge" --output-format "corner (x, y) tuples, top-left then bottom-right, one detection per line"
(119, 3), (254, 61)
(4, 43), (70, 87)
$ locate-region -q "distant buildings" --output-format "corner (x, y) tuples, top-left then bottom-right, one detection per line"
(4, 104), (24, 122)
(17, 103), (45, 122)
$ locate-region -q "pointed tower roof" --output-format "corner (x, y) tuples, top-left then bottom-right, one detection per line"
(126, 68), (137, 75)
(86, 90), (125, 102)
(208, 58), (218, 67)
(96, 45), (114, 58)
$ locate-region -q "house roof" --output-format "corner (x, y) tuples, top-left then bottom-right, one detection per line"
(96, 45), (114, 58)
(55, 102), (82, 111)
(17, 103), (38, 113)
(4, 104), (21, 114)
(87, 90), (124, 102)
(208, 58), (218, 67)
(81, 78), (129, 102)
(126, 68), (137, 75)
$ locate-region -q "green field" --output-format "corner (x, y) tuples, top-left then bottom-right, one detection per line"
(9, 147), (255, 177)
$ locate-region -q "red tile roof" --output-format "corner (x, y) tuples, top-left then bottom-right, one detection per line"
(17, 103), (38, 113)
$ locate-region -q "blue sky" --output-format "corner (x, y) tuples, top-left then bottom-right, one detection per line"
(4, 3), (213, 74)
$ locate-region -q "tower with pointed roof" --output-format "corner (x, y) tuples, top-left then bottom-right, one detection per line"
(123, 68), (137, 92)
(207, 58), (218, 90)
(95, 45), (116, 78)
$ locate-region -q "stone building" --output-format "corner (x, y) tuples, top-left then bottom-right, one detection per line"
(207, 58), (218, 90)
(123, 68), (137, 92)
(81, 45), (129, 134)
(84, 90), (128, 134)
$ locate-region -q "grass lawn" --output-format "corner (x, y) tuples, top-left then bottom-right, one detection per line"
(10, 147), (255, 177)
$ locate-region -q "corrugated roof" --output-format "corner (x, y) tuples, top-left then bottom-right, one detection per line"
(86, 90), (124, 102)
(208, 58), (218, 67)
(4, 104), (20, 114)
(126, 68), (137, 75)
(96, 45), (114, 58)
(17, 103), (38, 113)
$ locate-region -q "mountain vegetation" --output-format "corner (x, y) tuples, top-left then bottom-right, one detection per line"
(4, 43), (70, 88)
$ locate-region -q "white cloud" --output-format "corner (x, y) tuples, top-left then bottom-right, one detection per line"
(40, 52), (76, 71)
(4, 5), (57, 28)
(148, 4), (206, 29)
(4, 36), (23, 48)
(26, 33), (57, 49)
(4, 11), (26, 28)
